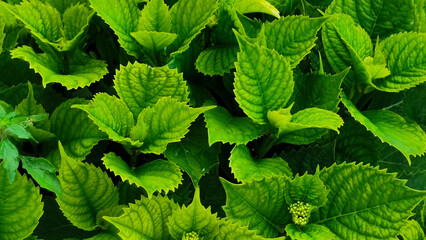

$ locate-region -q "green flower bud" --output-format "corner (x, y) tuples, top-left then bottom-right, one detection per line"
(182, 231), (200, 240)
(289, 201), (313, 226)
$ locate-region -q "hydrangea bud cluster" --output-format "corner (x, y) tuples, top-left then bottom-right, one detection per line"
(289, 201), (313, 226)
(182, 231), (199, 240)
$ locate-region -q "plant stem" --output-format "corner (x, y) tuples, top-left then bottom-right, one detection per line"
(257, 135), (278, 159)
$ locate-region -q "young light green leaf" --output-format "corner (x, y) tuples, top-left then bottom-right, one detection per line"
(167, 188), (221, 240)
(327, 0), (418, 38)
(61, 3), (94, 51)
(221, 176), (290, 237)
(164, 120), (220, 186)
(265, 16), (328, 67)
(234, 31), (293, 124)
(11, 46), (108, 89)
(114, 62), (189, 119)
(204, 106), (266, 145)
(311, 163), (426, 240)
(56, 142), (119, 231)
(216, 220), (286, 240)
(136, 97), (214, 154)
(131, 31), (177, 51)
(102, 152), (182, 197)
(84, 232), (121, 240)
(195, 46), (239, 76)
(374, 32), (426, 92)
(0, 138), (19, 182)
(170, 0), (219, 55)
(285, 224), (335, 240)
(138, 0), (172, 32)
(229, 145), (292, 183)
(105, 195), (178, 240)
(231, 0), (280, 18)
(341, 92), (426, 162)
(89, 0), (142, 57)
(50, 98), (107, 167)
(21, 156), (61, 195)
(43, 0), (83, 14)
(400, 220), (425, 240)
(72, 93), (137, 145)
(284, 173), (328, 209)
(0, 162), (43, 240)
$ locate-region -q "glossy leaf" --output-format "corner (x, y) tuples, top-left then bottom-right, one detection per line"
(195, 46), (239, 76)
(216, 220), (286, 240)
(284, 173), (328, 208)
(285, 224), (335, 240)
(231, 0), (280, 18)
(21, 156), (61, 195)
(131, 31), (177, 51)
(0, 138), (19, 182)
(400, 220), (425, 240)
(138, 0), (172, 32)
(61, 4), (94, 50)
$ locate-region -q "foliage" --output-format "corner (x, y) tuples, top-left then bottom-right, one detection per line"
(0, 0), (425, 239)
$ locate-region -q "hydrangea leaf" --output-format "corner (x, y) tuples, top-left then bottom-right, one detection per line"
(49, 98), (107, 168)
(400, 220), (425, 240)
(221, 176), (290, 237)
(43, 0), (83, 14)
(136, 97), (214, 154)
(164, 120), (220, 186)
(231, 0), (280, 18)
(311, 163), (426, 240)
(0, 138), (19, 182)
(169, 0), (219, 55)
(216, 220), (286, 240)
(195, 46), (239, 76)
(292, 68), (349, 113)
(138, 0), (172, 32)
(102, 152), (182, 197)
(104, 195), (178, 240)
(374, 32), (426, 92)
(284, 173), (328, 209)
(229, 145), (292, 183)
(0, 0), (62, 44)
(204, 106), (266, 145)
(84, 232), (121, 240)
(11, 46), (108, 89)
(167, 188), (220, 240)
(268, 107), (343, 137)
(130, 31), (177, 51)
(265, 16), (328, 67)
(341, 92), (426, 162)
(56, 142), (119, 231)
(285, 224), (335, 240)
(89, 0), (142, 57)
(0, 162), (43, 240)
(21, 156), (61, 195)
(72, 93), (138, 146)
(234, 31), (293, 124)
(327, 0), (418, 38)
(404, 83), (426, 127)
(61, 4), (94, 51)
(114, 62), (189, 119)
(0, 20), (5, 54)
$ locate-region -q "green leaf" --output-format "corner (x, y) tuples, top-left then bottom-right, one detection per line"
(138, 0), (172, 32)
(89, 0), (142, 57)
(341, 92), (426, 162)
(131, 31), (178, 51)
(102, 152), (182, 197)
(285, 224), (335, 240)
(43, 0), (83, 14)
(50, 98), (107, 166)
(374, 32), (426, 92)
(56, 142), (119, 231)
(84, 232), (121, 240)
(400, 220), (425, 240)
(265, 16), (328, 67)
(114, 62), (189, 119)
(231, 0), (280, 18)
(21, 156), (61, 195)
(195, 46), (239, 76)
(0, 162), (43, 240)
(234, 31), (293, 124)
(404, 83), (426, 127)
(268, 107), (343, 136)
(216, 220), (286, 240)
(72, 93), (137, 145)
(136, 97), (214, 154)
(204, 106), (266, 145)
(284, 173), (328, 209)
(221, 176), (290, 237)
(61, 3), (94, 51)
(311, 163), (426, 240)
(164, 120), (220, 186)
(11, 46), (108, 89)
(167, 188), (220, 240)
(229, 145), (292, 183)
(0, 0), (62, 44)
(169, 0), (218, 55)
(0, 138), (19, 182)
(15, 82), (49, 130)
(0, 20), (5, 54)
(105, 195), (178, 240)
(327, 0), (418, 38)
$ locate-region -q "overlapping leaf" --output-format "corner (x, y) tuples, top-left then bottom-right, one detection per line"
(216, 220), (286, 240)
(195, 46), (239, 76)
(285, 224), (335, 240)
(284, 173), (328, 208)
(230, 0), (280, 18)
